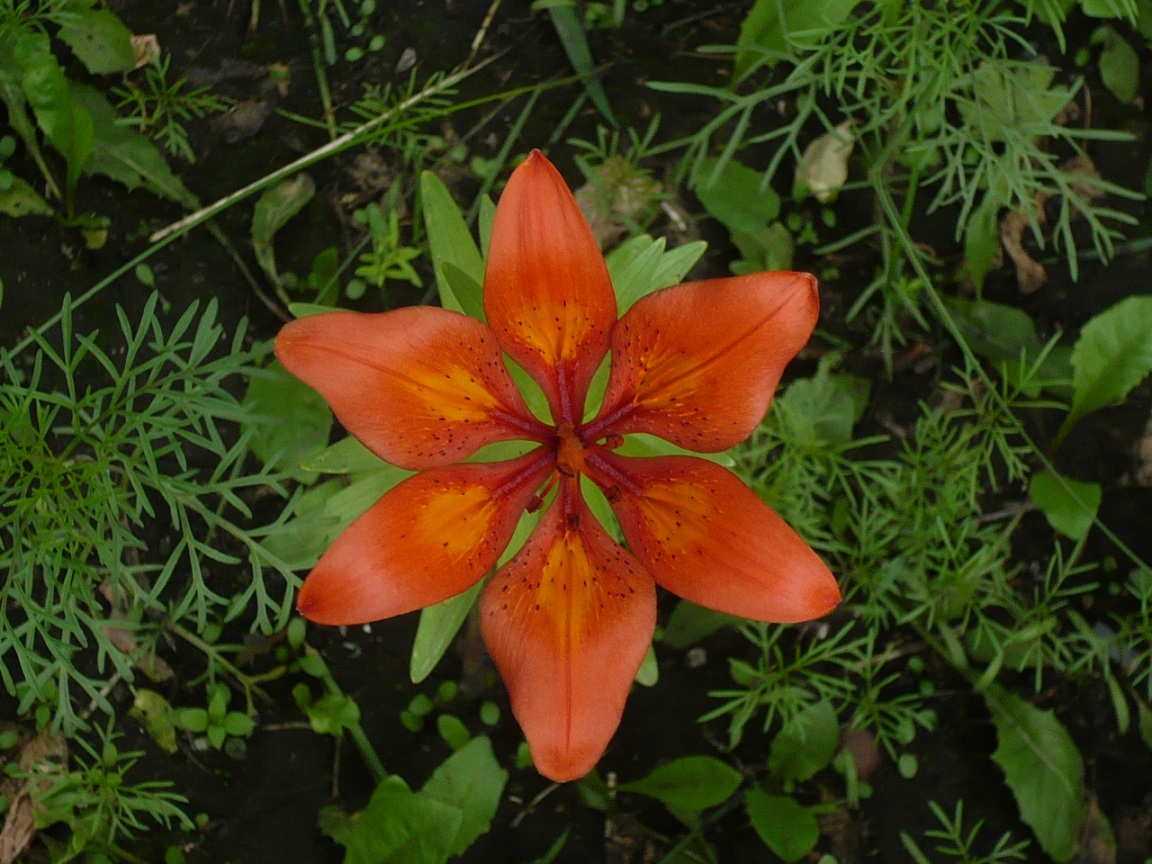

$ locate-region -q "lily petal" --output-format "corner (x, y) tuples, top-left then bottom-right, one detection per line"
(587, 272), (819, 452)
(483, 151), (617, 422)
(480, 488), (656, 781)
(297, 452), (552, 625)
(276, 307), (547, 471)
(591, 453), (840, 623)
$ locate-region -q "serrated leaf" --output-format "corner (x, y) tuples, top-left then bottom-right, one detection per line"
(410, 582), (483, 683)
(619, 756), (742, 810)
(57, 8), (135, 74)
(70, 83), (197, 207)
(983, 683), (1087, 862)
(419, 736), (507, 858)
(319, 776), (461, 864)
(0, 175), (53, 216)
(252, 174), (316, 285)
(768, 700), (839, 784)
(1060, 295), (1152, 440)
(1028, 469), (1101, 540)
(745, 788), (820, 863)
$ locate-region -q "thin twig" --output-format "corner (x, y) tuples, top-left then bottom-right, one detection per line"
(467, 0), (504, 68)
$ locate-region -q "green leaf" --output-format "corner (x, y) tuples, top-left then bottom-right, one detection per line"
(775, 355), (869, 448)
(619, 756), (743, 810)
(0, 175), (53, 216)
(1028, 469), (1101, 540)
(1060, 295), (1152, 439)
(1098, 28), (1140, 102)
(734, 0), (849, 76)
(130, 689), (178, 754)
(57, 8), (136, 74)
(983, 683), (1087, 862)
(693, 157), (780, 237)
(744, 788), (821, 863)
(319, 776), (461, 864)
(544, 4), (616, 125)
(420, 736), (507, 858)
(223, 712), (256, 737)
(606, 235), (707, 312)
(251, 174), (316, 285)
(421, 170), (485, 320)
(964, 194), (1001, 291)
(410, 582), (483, 683)
(662, 599), (738, 649)
(16, 34), (93, 202)
(304, 693), (361, 736)
(70, 83), (198, 207)
(768, 700), (839, 784)
(170, 707), (208, 734)
(301, 435), (388, 475)
(243, 359), (332, 482)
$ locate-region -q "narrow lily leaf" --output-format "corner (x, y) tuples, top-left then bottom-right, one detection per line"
(983, 683), (1087, 862)
(410, 582), (483, 683)
(301, 436), (387, 475)
(1028, 469), (1101, 540)
(544, 4), (616, 126)
(619, 756), (742, 810)
(745, 788), (821, 862)
(420, 736), (507, 858)
(607, 235), (707, 312)
(1059, 295), (1152, 441)
(252, 174), (316, 285)
(421, 169), (484, 319)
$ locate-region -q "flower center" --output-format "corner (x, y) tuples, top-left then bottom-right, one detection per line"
(554, 421), (588, 478)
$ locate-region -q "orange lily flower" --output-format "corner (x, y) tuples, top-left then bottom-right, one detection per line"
(275, 151), (840, 781)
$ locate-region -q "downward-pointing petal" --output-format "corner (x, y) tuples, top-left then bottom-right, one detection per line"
(589, 272), (819, 452)
(276, 307), (546, 471)
(483, 151), (617, 421)
(297, 452), (552, 625)
(480, 489), (656, 781)
(592, 453), (840, 623)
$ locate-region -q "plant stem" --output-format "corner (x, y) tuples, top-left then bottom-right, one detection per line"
(305, 644), (388, 784)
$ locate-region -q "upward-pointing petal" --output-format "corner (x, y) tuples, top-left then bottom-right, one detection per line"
(480, 489), (656, 781)
(276, 307), (547, 471)
(588, 272), (819, 452)
(591, 452), (840, 623)
(483, 151), (617, 422)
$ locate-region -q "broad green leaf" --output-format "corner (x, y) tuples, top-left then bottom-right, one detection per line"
(745, 788), (820, 862)
(983, 683), (1087, 862)
(420, 736), (507, 858)
(252, 174), (316, 285)
(961, 61), (1071, 137)
(302, 692), (361, 736)
(71, 83), (198, 207)
(421, 170), (484, 319)
(1028, 469), (1101, 540)
(693, 157), (780, 237)
(243, 359), (332, 482)
(768, 700), (839, 784)
(1098, 28), (1139, 102)
(946, 297), (1043, 362)
(410, 582), (483, 683)
(57, 8), (135, 74)
(734, 0), (850, 76)
(319, 776), (461, 864)
(774, 355), (869, 448)
(619, 756), (743, 810)
(1060, 295), (1152, 439)
(662, 599), (738, 649)
(16, 34), (93, 201)
(0, 175), (53, 216)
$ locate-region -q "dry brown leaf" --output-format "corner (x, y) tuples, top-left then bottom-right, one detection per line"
(0, 732), (68, 864)
(131, 34), (161, 70)
(1000, 206), (1049, 294)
